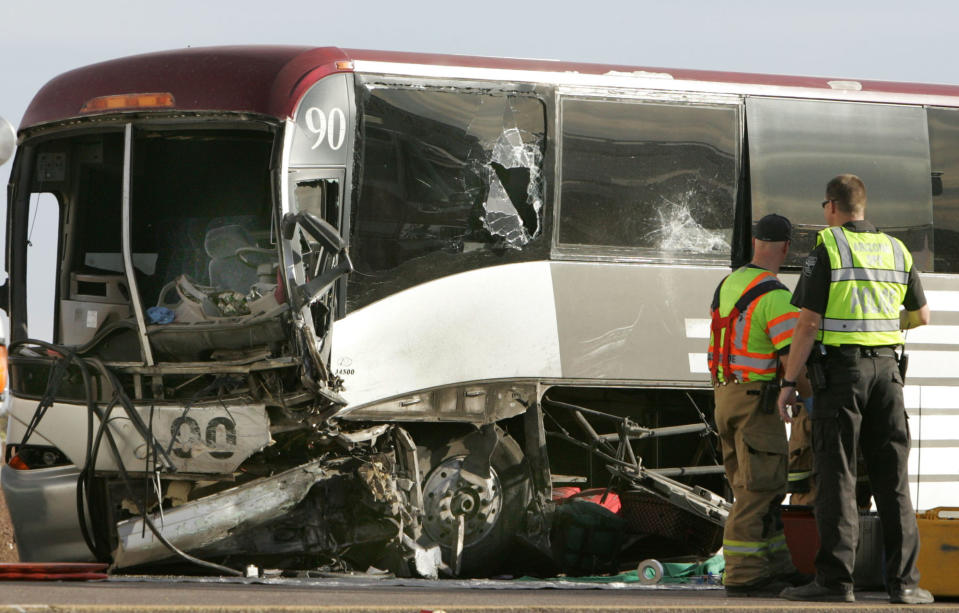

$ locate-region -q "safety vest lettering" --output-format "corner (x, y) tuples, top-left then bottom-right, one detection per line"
(848, 285), (901, 316)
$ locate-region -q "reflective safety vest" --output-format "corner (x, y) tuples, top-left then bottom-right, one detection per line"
(817, 226), (911, 347)
(709, 267), (796, 384)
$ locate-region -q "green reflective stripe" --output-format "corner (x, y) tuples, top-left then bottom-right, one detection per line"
(768, 539), (789, 553)
(724, 545), (767, 556)
(831, 226), (853, 267)
(788, 471), (813, 481)
(831, 268), (910, 284)
(724, 538), (767, 554)
(822, 317), (900, 333)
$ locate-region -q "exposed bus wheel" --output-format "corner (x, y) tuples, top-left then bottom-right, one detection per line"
(417, 425), (529, 577)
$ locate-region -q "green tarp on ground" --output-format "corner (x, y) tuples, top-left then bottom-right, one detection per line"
(518, 553), (724, 585)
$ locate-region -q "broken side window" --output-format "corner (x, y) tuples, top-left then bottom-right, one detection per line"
(558, 98), (739, 260)
(348, 84), (547, 312)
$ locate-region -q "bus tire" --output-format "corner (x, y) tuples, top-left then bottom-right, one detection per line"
(417, 426), (529, 577)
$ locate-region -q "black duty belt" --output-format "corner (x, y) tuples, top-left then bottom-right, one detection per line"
(823, 345), (898, 359)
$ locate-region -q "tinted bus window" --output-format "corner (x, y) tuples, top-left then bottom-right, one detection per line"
(928, 107), (959, 273)
(558, 98), (739, 260)
(747, 98), (932, 269)
(349, 85), (547, 312)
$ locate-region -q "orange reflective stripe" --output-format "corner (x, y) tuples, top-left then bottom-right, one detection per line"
(770, 330), (793, 346)
(767, 311), (798, 346)
(767, 311), (798, 328)
(740, 270), (775, 295)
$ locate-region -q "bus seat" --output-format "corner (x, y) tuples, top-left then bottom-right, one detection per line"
(205, 224), (273, 294)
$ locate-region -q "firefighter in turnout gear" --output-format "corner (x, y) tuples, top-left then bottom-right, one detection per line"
(777, 175), (934, 605)
(787, 400), (815, 506)
(709, 214), (809, 596)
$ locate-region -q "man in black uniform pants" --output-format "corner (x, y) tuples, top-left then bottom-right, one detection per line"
(775, 174), (934, 604)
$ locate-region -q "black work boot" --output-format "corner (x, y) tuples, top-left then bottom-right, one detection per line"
(889, 586), (934, 604)
(777, 570), (813, 586)
(725, 576), (791, 598)
(780, 580), (854, 602)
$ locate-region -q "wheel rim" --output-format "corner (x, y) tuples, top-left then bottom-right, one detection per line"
(421, 455), (503, 547)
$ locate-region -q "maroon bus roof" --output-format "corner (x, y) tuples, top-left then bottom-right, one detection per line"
(21, 45), (959, 129)
(20, 46), (345, 129)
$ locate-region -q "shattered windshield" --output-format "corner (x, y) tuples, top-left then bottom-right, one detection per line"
(348, 83), (547, 311)
(559, 97), (739, 259)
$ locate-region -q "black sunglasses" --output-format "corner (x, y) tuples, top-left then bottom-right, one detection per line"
(821, 199), (834, 208)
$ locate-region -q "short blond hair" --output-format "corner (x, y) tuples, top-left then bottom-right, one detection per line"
(826, 174), (866, 216)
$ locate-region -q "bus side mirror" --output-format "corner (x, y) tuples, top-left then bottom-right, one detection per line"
(0, 117), (15, 167)
(279, 212), (352, 309)
(281, 211), (347, 252)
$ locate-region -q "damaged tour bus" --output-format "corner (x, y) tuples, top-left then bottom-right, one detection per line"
(3, 47), (959, 578)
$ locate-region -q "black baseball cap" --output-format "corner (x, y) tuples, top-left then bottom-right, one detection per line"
(754, 214), (792, 242)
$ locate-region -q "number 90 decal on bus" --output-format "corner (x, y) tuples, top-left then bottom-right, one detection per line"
(291, 73), (353, 165)
(304, 106), (347, 151)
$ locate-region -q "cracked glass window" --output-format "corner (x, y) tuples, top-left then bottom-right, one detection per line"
(349, 85), (546, 311)
(559, 98), (739, 259)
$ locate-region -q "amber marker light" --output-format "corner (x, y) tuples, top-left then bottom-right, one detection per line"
(80, 92), (175, 113)
(7, 454), (29, 471)
(335, 61), (354, 71)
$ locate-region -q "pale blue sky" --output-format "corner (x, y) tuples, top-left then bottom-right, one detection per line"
(1, 0), (957, 336)
(4, 1), (959, 131)
(4, 0), (958, 199)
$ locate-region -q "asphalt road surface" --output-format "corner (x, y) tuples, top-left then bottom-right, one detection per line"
(1, 576), (958, 612)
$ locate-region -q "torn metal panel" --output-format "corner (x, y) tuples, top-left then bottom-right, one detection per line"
(400, 535), (444, 580)
(114, 459), (333, 568)
(335, 424), (390, 446)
